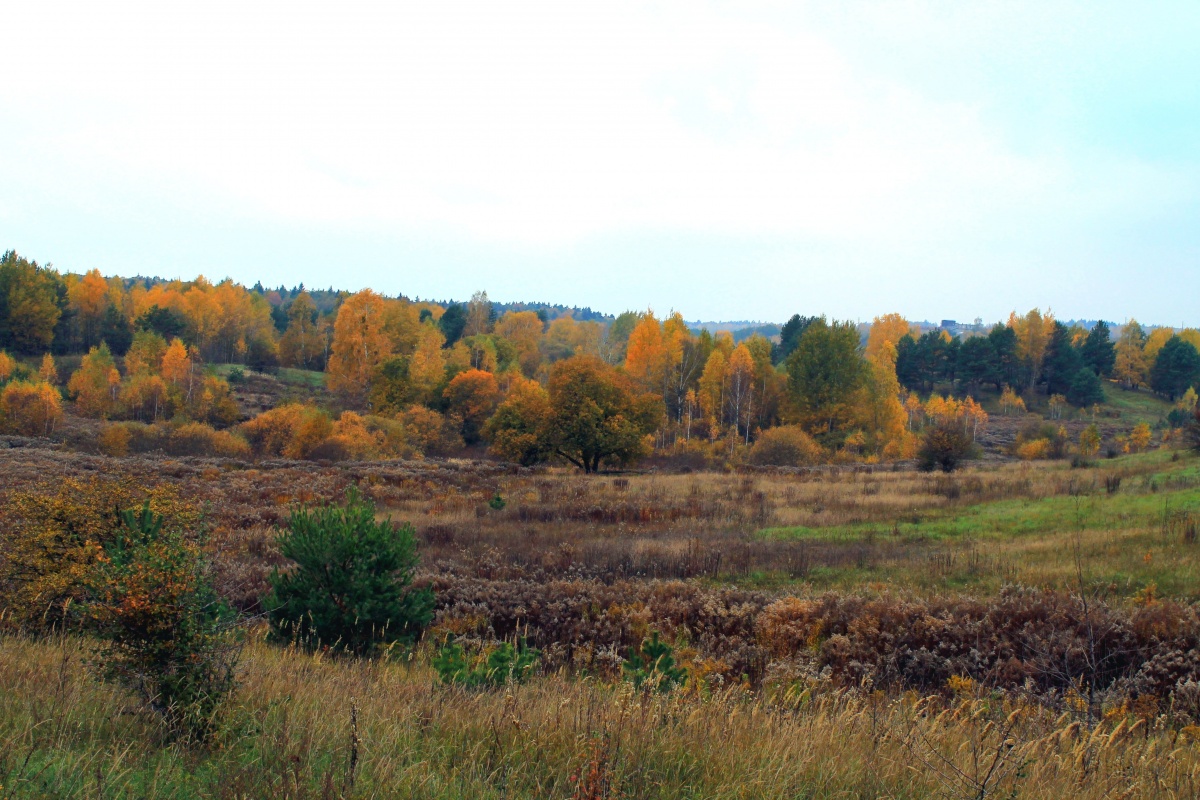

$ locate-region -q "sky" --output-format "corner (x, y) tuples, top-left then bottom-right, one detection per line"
(1, 1), (1198, 325)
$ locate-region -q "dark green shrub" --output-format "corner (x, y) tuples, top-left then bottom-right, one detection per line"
(433, 639), (540, 688)
(623, 631), (686, 693)
(917, 421), (973, 472)
(267, 487), (434, 655)
(88, 502), (238, 742)
(488, 493), (506, 511)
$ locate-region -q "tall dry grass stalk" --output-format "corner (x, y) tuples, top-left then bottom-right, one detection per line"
(2, 632), (1197, 798)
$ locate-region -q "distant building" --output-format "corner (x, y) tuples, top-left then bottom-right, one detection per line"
(940, 320), (957, 330)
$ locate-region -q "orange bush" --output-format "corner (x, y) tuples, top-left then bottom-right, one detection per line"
(0, 380), (62, 436)
(748, 425), (824, 467)
(98, 423), (134, 456)
(240, 403), (332, 459)
(167, 422), (252, 458)
(0, 476), (199, 629)
(1016, 439), (1050, 460)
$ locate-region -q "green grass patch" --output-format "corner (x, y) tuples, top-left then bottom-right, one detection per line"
(274, 367), (326, 388)
(207, 364), (326, 388)
(761, 458), (1200, 546)
(1099, 383), (1174, 426)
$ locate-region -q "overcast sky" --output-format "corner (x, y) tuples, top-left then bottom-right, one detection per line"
(2, 1), (1198, 325)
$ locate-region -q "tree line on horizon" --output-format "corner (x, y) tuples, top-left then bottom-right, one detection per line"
(2, 249), (1199, 468)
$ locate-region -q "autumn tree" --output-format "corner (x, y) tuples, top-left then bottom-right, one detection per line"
(443, 368), (500, 444)
(1009, 308), (1054, 390)
(1144, 327), (1175, 369)
(327, 290), (391, 406)
(603, 310), (641, 364)
(407, 324), (448, 404)
(856, 341), (913, 458)
(483, 377), (553, 466)
(66, 268), (112, 347)
(68, 343), (121, 418)
(0, 250), (63, 355)
(1114, 320), (1148, 389)
(697, 348), (727, 439)
(161, 338), (192, 391)
(463, 291), (493, 338)
(279, 292), (325, 370)
(1, 380), (63, 436)
(0, 350), (15, 383)
(786, 318), (866, 437)
(541, 316), (602, 363)
(724, 344), (756, 442)
(124, 330), (169, 376)
(487, 356), (663, 472)
(624, 311), (669, 393)
(864, 313), (913, 363)
(38, 354), (58, 385)
(495, 310), (545, 377)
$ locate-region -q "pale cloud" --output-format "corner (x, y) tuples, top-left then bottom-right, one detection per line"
(1, 1), (1197, 323)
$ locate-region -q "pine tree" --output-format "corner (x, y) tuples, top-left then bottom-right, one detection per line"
(267, 488), (434, 655)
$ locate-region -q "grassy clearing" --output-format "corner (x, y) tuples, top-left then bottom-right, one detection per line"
(274, 367), (326, 388)
(208, 364), (326, 388)
(1101, 383), (1176, 426)
(3, 633), (1197, 800)
(752, 450), (1200, 595)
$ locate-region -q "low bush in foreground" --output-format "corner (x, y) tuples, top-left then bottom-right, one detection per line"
(87, 503), (238, 742)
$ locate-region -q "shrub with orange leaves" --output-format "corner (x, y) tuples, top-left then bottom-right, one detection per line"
(98, 422), (134, 456)
(167, 422), (252, 458)
(87, 502), (238, 741)
(309, 411), (385, 461)
(240, 403), (333, 459)
(0, 476), (199, 630)
(747, 425), (824, 467)
(1016, 439), (1050, 460)
(0, 380), (62, 436)
(399, 403), (462, 456)
(0, 349), (15, 382)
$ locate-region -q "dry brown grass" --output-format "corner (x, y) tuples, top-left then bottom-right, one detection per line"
(3, 632), (1199, 799)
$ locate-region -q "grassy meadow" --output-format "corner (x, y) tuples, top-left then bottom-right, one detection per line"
(3, 429), (1200, 798)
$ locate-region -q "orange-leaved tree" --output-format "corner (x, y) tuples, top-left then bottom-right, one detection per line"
(487, 355), (663, 472)
(327, 290), (391, 406)
(484, 377), (553, 466)
(444, 368), (500, 445)
(0, 380), (62, 436)
(68, 342), (122, 418)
